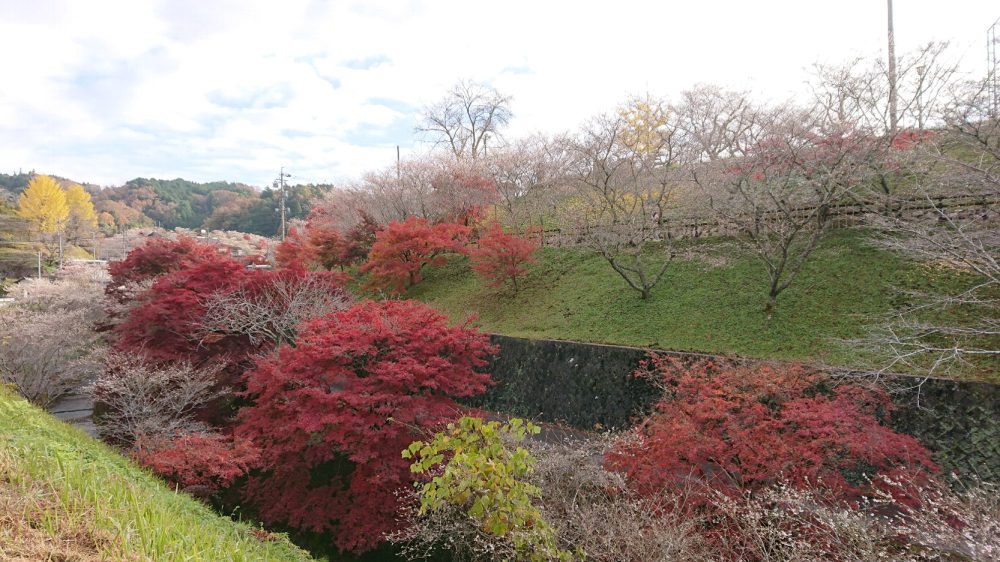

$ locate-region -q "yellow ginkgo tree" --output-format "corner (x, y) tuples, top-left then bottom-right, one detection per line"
(17, 175), (69, 234)
(64, 182), (98, 241)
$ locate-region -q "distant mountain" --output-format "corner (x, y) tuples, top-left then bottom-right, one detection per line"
(0, 173), (333, 237)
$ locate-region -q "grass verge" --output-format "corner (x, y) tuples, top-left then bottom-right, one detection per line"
(0, 385), (316, 561)
(404, 229), (997, 381)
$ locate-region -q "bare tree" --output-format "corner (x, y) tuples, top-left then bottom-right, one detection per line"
(861, 79), (999, 376)
(0, 267), (107, 406)
(808, 43), (959, 201)
(486, 134), (573, 232)
(418, 80), (513, 160)
(0, 308), (100, 407)
(349, 153), (499, 225)
(695, 107), (883, 315)
(93, 352), (221, 447)
(200, 273), (351, 348)
(672, 84), (763, 162)
(567, 96), (686, 300)
(809, 42), (958, 135)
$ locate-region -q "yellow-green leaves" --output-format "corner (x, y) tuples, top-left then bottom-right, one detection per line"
(17, 175), (69, 233)
(404, 416), (571, 561)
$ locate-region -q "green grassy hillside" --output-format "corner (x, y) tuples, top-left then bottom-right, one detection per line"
(0, 386), (316, 561)
(406, 229), (992, 378)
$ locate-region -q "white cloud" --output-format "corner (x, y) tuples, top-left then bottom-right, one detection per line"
(0, 0), (996, 186)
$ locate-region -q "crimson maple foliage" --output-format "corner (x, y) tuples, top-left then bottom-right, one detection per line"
(112, 254), (250, 365)
(132, 432), (261, 492)
(360, 217), (470, 294)
(236, 299), (496, 553)
(307, 223), (348, 270)
(274, 227), (313, 270)
(606, 356), (937, 504)
(468, 222), (538, 292)
(107, 236), (222, 301)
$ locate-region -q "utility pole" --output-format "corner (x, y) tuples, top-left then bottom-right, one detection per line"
(989, 17), (999, 118)
(396, 145), (401, 182)
(887, 0), (899, 134)
(273, 167), (292, 241)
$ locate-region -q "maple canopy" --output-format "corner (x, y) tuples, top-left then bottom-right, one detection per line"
(237, 299), (496, 552)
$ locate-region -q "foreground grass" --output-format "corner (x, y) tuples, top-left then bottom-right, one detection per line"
(406, 229), (996, 381)
(0, 386), (316, 562)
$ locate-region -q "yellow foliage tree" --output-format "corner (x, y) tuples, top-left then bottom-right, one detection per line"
(64, 183), (98, 241)
(618, 94), (671, 158)
(17, 175), (69, 234)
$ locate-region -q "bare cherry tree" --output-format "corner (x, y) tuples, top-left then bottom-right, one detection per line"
(861, 78), (999, 376)
(486, 134), (573, 232)
(200, 274), (351, 348)
(809, 42), (958, 135)
(418, 80), (513, 160)
(0, 308), (100, 407)
(808, 43), (959, 202)
(672, 84), (763, 162)
(695, 106), (884, 315)
(567, 96), (686, 300)
(93, 352), (221, 447)
(350, 154), (498, 225)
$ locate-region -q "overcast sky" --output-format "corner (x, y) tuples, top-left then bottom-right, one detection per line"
(0, 0), (997, 188)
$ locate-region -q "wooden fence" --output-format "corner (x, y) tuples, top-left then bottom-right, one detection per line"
(534, 192), (1000, 247)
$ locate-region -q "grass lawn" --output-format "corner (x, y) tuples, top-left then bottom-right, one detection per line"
(0, 386), (316, 562)
(404, 228), (995, 380)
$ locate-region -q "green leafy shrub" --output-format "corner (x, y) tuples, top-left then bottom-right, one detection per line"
(400, 416), (574, 561)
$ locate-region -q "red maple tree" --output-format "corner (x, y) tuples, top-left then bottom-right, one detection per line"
(112, 254), (250, 365)
(359, 217), (470, 294)
(274, 227), (313, 270)
(467, 222), (538, 292)
(236, 299), (496, 552)
(107, 236), (223, 301)
(341, 210), (381, 265)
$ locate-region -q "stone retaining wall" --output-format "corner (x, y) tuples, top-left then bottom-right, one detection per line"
(471, 334), (1000, 481)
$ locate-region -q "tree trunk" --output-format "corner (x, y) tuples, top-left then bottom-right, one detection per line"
(765, 292), (778, 319)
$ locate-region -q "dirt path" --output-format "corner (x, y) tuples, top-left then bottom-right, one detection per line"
(48, 391), (96, 437)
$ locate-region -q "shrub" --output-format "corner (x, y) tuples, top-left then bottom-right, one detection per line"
(273, 228), (312, 270)
(342, 210), (380, 264)
(705, 477), (1000, 561)
(106, 236), (221, 301)
(110, 255), (250, 365)
(606, 356), (937, 504)
(397, 416), (572, 562)
(236, 299), (496, 553)
(132, 431), (260, 495)
(200, 267), (350, 347)
(529, 437), (711, 562)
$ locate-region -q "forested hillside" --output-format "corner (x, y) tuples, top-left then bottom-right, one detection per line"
(0, 173), (331, 236)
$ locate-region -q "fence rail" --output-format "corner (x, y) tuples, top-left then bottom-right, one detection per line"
(534, 191), (1000, 247)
